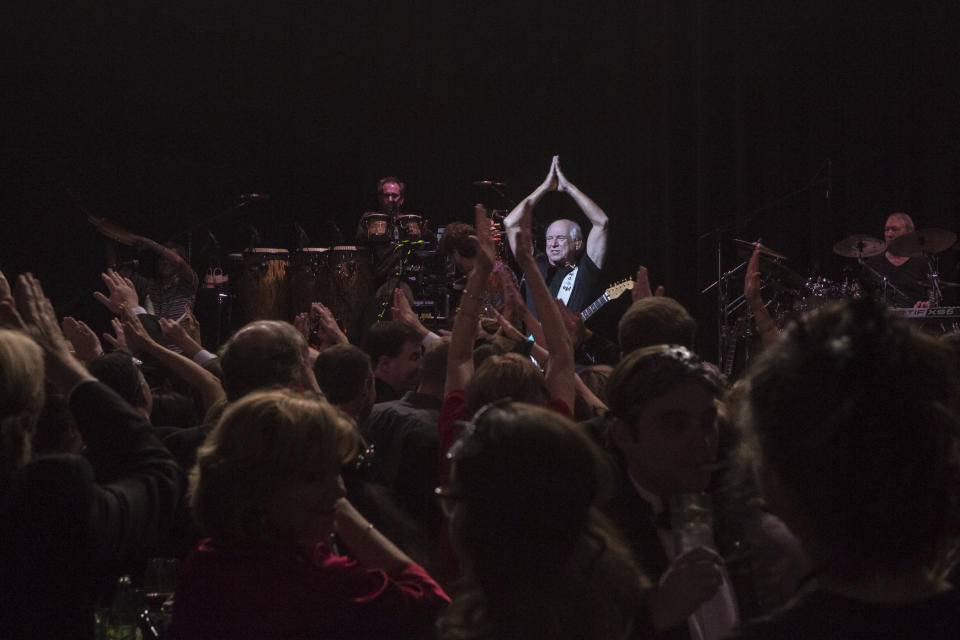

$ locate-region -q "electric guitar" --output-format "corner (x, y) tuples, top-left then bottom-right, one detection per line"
(579, 279), (635, 322)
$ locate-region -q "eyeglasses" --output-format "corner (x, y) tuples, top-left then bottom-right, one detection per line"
(434, 485), (464, 519)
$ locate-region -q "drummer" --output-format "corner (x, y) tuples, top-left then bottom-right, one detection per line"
(862, 213), (930, 307)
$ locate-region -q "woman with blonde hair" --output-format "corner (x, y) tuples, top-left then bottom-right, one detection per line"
(171, 389), (449, 639)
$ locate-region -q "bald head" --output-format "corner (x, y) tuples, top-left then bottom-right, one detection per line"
(219, 321), (306, 401)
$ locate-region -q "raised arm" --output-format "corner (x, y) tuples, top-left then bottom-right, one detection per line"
(556, 158), (609, 268)
(445, 204), (496, 394)
(745, 245), (780, 346)
(134, 235), (195, 281)
(121, 306), (226, 415)
(514, 202), (576, 410)
(159, 315), (206, 359)
(93, 269), (140, 315)
(502, 156), (559, 256)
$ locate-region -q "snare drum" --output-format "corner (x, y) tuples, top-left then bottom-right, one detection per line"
(236, 248), (290, 323)
(324, 246), (374, 327)
(396, 214), (424, 242)
(289, 248), (331, 317)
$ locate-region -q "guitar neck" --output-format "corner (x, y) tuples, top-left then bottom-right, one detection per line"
(579, 293), (610, 322)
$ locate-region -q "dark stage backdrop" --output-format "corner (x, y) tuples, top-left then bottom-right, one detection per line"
(3, 2), (959, 359)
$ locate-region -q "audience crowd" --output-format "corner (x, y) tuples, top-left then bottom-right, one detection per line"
(2, 197), (959, 639)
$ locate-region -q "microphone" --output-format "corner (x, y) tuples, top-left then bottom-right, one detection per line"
(473, 180), (506, 187)
(115, 259), (140, 269)
(207, 230), (221, 249)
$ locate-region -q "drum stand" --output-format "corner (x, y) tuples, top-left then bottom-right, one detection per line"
(926, 254), (944, 307)
(376, 240), (426, 320)
(702, 256), (748, 376)
(857, 258), (908, 305)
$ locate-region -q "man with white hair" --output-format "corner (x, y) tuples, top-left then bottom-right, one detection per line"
(863, 212), (930, 307)
(503, 156), (609, 315)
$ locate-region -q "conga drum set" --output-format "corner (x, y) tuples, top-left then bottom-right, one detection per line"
(228, 212), (431, 330)
(228, 245), (375, 330)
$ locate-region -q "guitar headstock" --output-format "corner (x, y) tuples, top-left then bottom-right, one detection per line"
(605, 279), (635, 300)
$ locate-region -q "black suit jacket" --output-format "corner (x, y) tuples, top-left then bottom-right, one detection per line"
(0, 381), (184, 640)
(605, 467), (693, 640)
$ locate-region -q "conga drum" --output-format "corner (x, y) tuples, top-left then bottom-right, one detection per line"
(235, 248), (290, 324)
(396, 214), (424, 242)
(325, 246), (374, 328)
(289, 248), (331, 317)
(357, 212), (392, 245)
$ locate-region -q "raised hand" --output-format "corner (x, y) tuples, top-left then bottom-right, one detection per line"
(103, 317), (128, 350)
(61, 316), (104, 362)
(120, 305), (155, 359)
(542, 155), (560, 191)
(555, 156), (571, 192)
(744, 244), (765, 304)
(0, 270), (24, 330)
(492, 307), (524, 342)
(311, 302), (348, 348)
(14, 274), (72, 356)
(0, 269), (12, 303)
(648, 546), (725, 631)
(181, 305), (202, 344)
(293, 311), (310, 340)
(12, 273), (88, 392)
(159, 316), (203, 357)
(93, 268), (140, 315)
(513, 199), (536, 267)
(632, 265), (665, 302)
(391, 288), (423, 331)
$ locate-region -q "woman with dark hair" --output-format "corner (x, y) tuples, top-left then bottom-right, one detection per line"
(730, 299), (960, 638)
(437, 401), (646, 640)
(171, 389), (449, 639)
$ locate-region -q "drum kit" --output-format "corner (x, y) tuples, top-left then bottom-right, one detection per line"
(719, 227), (959, 376)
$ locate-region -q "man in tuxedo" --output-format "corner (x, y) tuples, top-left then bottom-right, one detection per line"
(503, 156), (608, 315)
(604, 345), (738, 640)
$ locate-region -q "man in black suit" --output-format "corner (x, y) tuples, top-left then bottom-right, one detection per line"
(604, 345), (737, 640)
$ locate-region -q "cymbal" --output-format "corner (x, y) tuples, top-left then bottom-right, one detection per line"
(921, 280), (960, 289)
(833, 234), (884, 258)
(757, 257), (805, 290)
(733, 238), (787, 261)
(886, 228), (958, 257)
